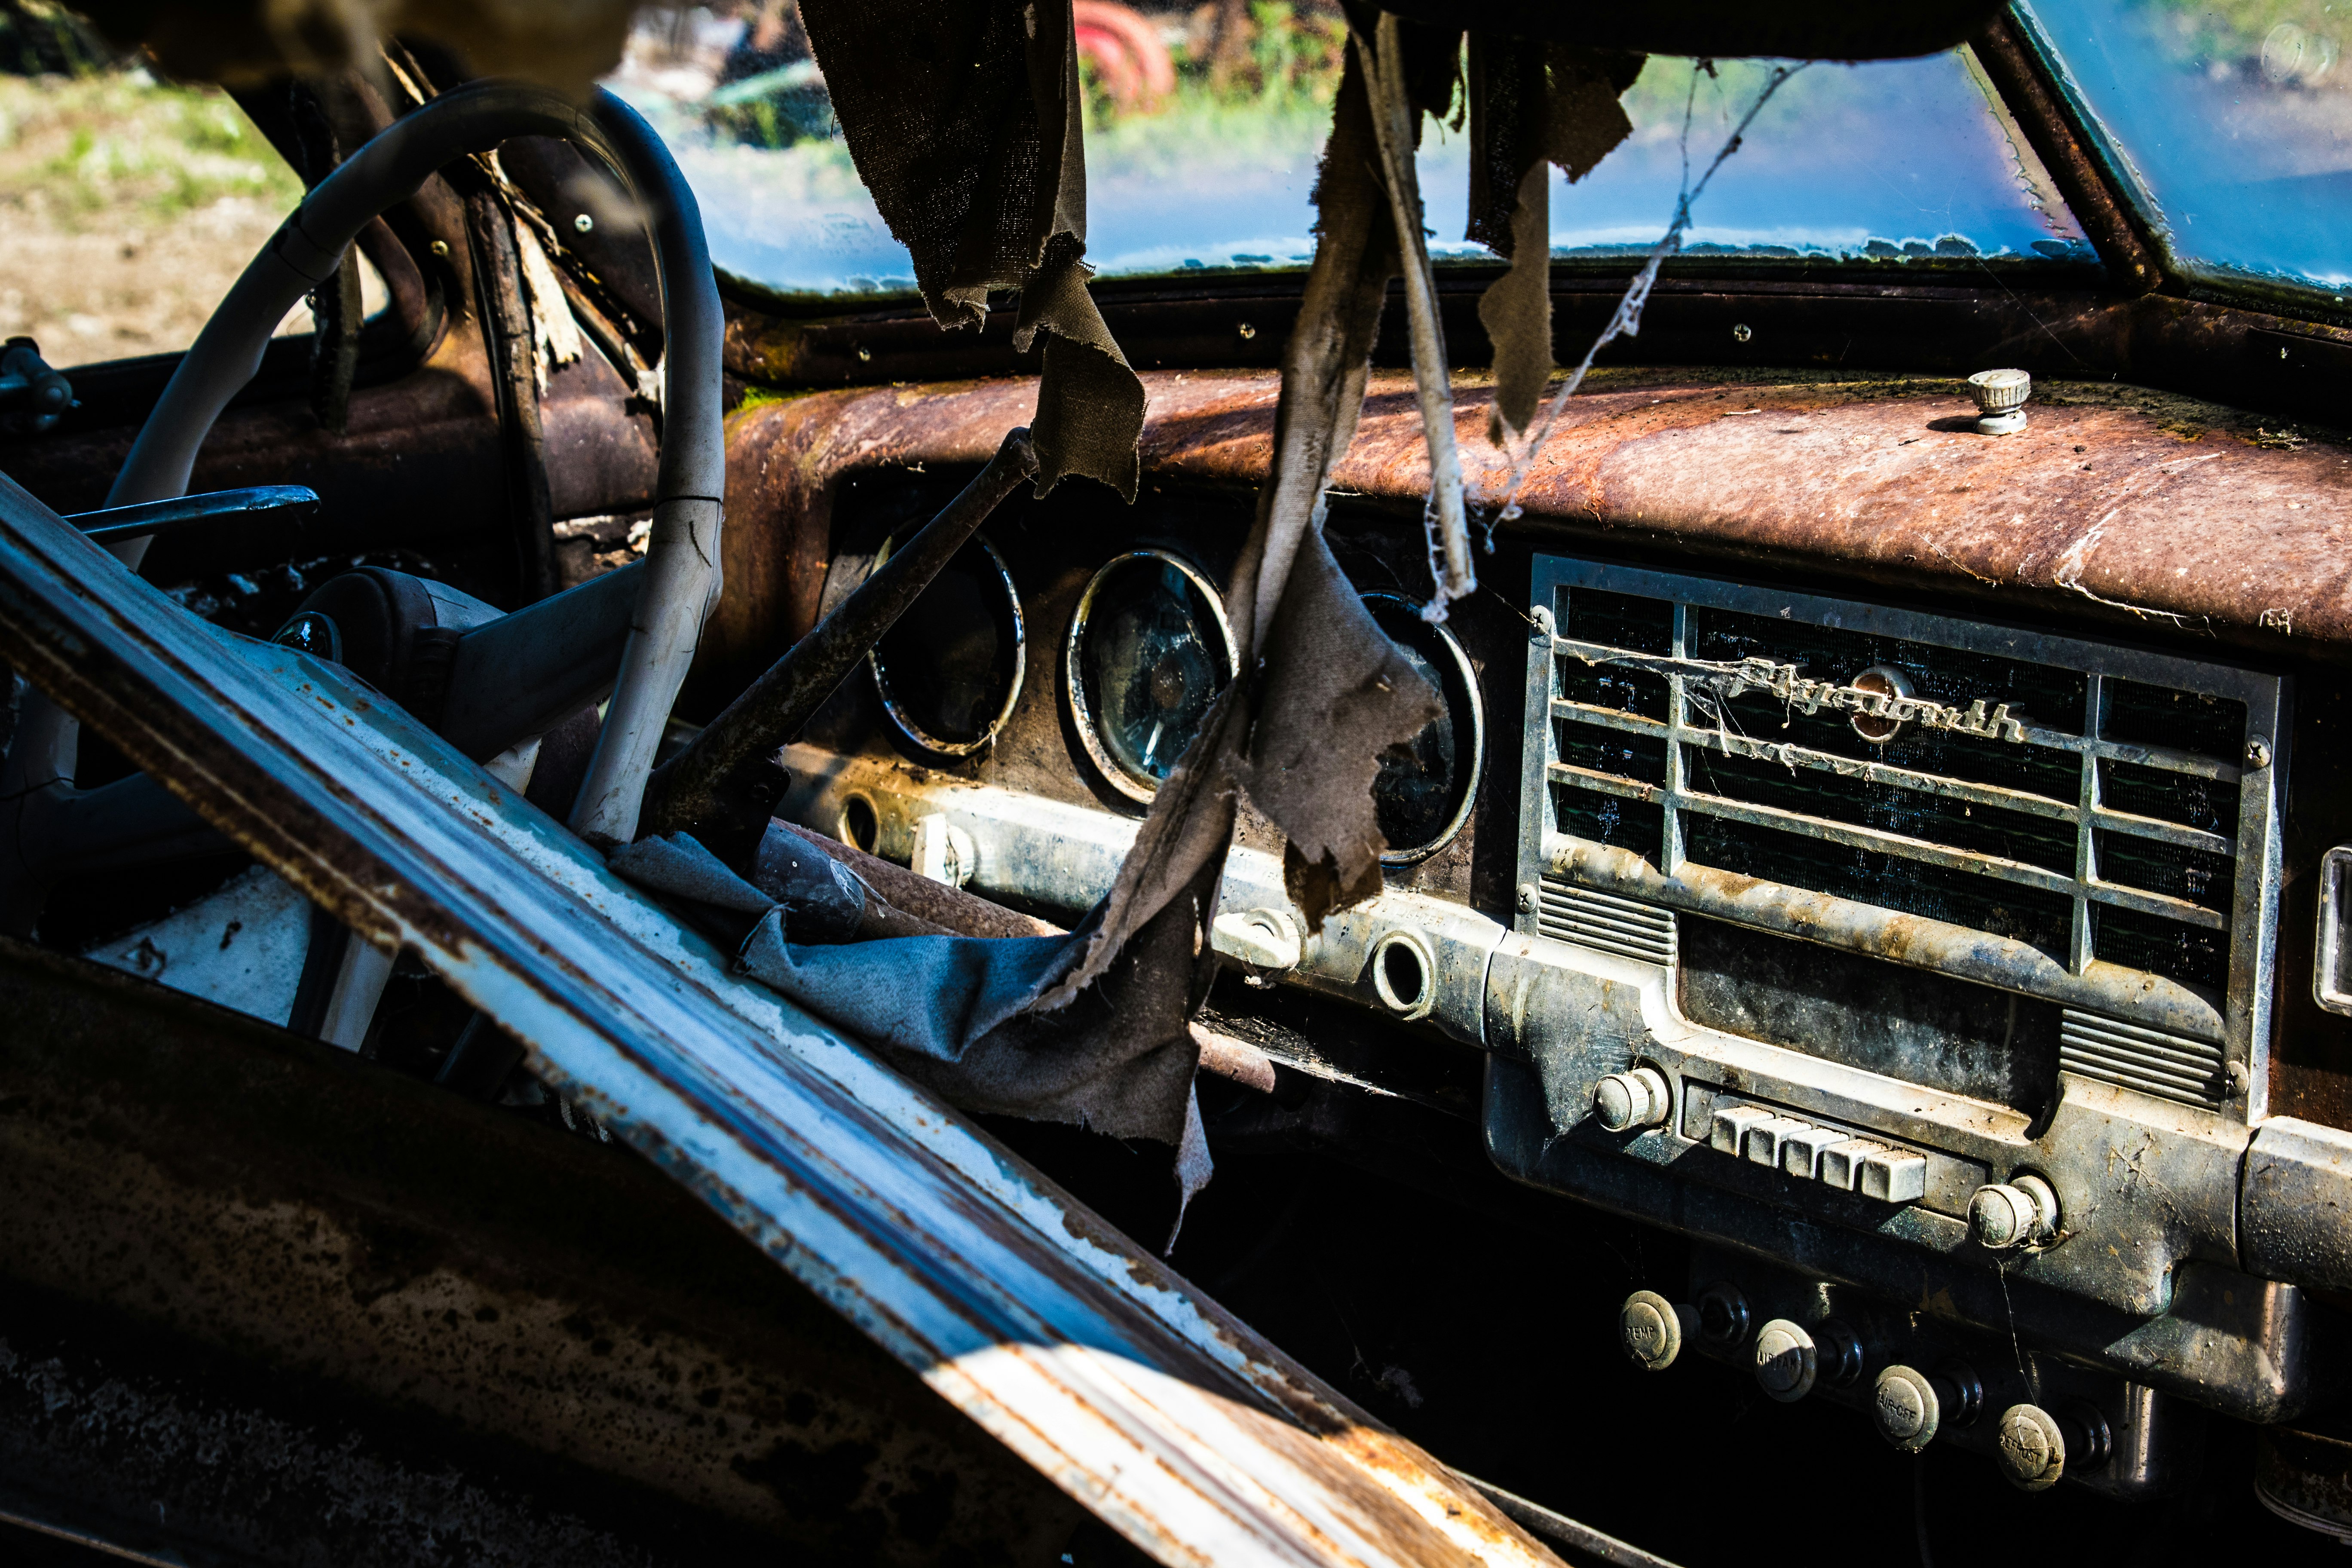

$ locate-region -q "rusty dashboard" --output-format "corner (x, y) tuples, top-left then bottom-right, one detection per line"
(746, 365), (2352, 1503)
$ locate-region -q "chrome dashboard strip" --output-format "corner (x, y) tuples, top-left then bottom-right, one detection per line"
(0, 475), (1562, 1568)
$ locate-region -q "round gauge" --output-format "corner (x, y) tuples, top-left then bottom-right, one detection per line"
(1066, 550), (1238, 804)
(868, 534), (1025, 756)
(1364, 593), (1484, 865)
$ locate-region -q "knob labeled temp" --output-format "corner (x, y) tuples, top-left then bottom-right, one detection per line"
(1753, 1318), (1817, 1403)
(1593, 1066), (1671, 1132)
(1618, 1290), (1697, 1372)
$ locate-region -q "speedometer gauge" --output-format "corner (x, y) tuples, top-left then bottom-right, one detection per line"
(868, 534), (1025, 756)
(1364, 593), (1483, 864)
(1066, 550), (1237, 804)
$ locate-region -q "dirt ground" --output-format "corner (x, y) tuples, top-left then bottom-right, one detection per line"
(0, 70), (381, 370)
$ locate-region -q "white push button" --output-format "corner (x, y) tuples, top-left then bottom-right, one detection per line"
(1780, 1123), (1845, 1179)
(1710, 1104), (1775, 1156)
(1859, 1147), (1929, 1204)
(1818, 1138), (1887, 1192)
(1745, 1116), (1812, 1168)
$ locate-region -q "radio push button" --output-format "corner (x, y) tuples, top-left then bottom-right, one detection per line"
(1858, 1147), (1929, 1204)
(1744, 1116), (1812, 1168)
(1780, 1123), (1846, 1179)
(1709, 1104), (1776, 1155)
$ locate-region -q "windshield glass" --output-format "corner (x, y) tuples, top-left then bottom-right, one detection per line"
(605, 5), (2086, 301)
(2026, 0), (2352, 295)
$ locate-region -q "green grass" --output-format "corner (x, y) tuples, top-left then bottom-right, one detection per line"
(0, 71), (301, 231)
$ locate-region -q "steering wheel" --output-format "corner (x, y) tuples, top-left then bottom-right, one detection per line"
(0, 81), (724, 876)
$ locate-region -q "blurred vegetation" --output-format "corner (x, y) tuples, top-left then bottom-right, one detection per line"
(2136, 0), (2347, 84)
(0, 70), (302, 229)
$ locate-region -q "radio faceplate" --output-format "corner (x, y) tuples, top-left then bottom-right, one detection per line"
(1516, 552), (2286, 1119)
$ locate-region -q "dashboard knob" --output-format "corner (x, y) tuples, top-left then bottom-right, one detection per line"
(1970, 1173), (2060, 1250)
(1995, 1403), (2067, 1491)
(1697, 1281), (1750, 1345)
(1753, 1318), (1817, 1403)
(1593, 1066), (1671, 1132)
(1617, 1290), (1697, 1372)
(1873, 1365), (1943, 1452)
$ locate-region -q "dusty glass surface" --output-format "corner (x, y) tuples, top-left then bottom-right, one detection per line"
(2028, 0), (2352, 291)
(603, 6), (2087, 300)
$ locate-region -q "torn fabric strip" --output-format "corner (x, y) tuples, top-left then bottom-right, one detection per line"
(609, 833), (1201, 1147)
(799, 0), (1145, 498)
(1467, 39), (1644, 444)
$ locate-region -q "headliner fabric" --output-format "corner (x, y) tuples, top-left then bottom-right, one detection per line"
(1467, 39), (1644, 444)
(799, 0), (1146, 499)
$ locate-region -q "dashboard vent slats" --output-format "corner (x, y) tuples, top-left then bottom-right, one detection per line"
(1536, 876), (1676, 966)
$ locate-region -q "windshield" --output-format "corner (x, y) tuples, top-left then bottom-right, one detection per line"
(2027, 0), (2352, 296)
(603, 5), (2089, 302)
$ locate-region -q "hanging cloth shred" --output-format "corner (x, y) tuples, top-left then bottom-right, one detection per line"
(798, 0), (1146, 498)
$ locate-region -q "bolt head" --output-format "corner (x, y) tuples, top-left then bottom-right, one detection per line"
(2248, 735), (2273, 769)
(1516, 882), (1539, 913)
(574, 211), (595, 233)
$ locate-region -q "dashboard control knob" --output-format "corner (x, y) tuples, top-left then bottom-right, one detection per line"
(1995, 1403), (2067, 1491)
(1754, 1317), (1817, 1403)
(1971, 1173), (2060, 1250)
(1697, 1282), (1751, 1345)
(1939, 1361), (1985, 1427)
(1873, 1365), (1943, 1452)
(1816, 1317), (1865, 1387)
(1617, 1290), (1697, 1372)
(1212, 907), (1304, 971)
(1594, 1066), (1671, 1132)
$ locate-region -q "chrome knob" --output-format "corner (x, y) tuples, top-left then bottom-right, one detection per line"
(1593, 1066), (1671, 1132)
(1754, 1317), (1817, 1403)
(1995, 1403), (2067, 1491)
(1873, 1365), (1943, 1452)
(1968, 368), (2031, 434)
(1970, 1173), (2060, 1251)
(1617, 1290), (1697, 1372)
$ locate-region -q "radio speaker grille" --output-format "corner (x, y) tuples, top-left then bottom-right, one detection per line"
(1536, 875), (1676, 965)
(2059, 1009), (2225, 1107)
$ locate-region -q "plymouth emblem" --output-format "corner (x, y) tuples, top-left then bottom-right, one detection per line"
(1724, 657), (2029, 745)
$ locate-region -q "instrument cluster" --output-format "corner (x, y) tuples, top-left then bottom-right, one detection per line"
(804, 472), (1505, 888)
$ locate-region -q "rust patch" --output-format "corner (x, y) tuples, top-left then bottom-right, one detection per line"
(712, 369), (2352, 690)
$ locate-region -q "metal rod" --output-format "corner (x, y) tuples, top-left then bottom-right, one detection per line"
(637, 426), (1037, 845)
(69, 486), (320, 545)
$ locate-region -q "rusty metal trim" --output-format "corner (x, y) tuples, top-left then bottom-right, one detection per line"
(0, 469), (1562, 1568)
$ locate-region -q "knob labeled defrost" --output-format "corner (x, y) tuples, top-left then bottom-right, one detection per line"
(1754, 1317), (1817, 1403)
(1995, 1403), (2067, 1491)
(1618, 1290), (1697, 1372)
(1594, 1066), (1671, 1132)
(1971, 1173), (2060, 1250)
(1873, 1365), (1943, 1452)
